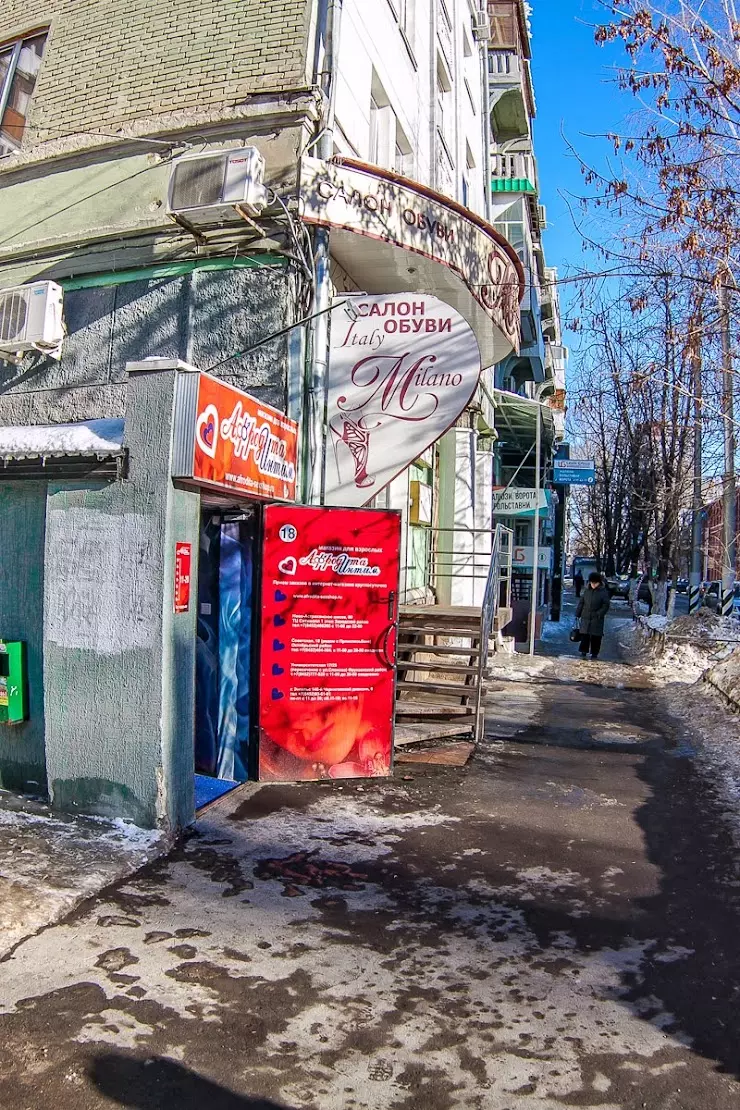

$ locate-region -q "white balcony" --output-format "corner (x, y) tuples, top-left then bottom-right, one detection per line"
(488, 49), (522, 83)
(491, 152), (537, 199)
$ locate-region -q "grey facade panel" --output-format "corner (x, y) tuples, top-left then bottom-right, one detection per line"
(0, 265), (294, 427)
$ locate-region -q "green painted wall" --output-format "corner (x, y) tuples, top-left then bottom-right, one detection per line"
(42, 365), (199, 829)
(0, 482), (47, 793)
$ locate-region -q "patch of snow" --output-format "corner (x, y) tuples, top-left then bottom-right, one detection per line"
(0, 419), (124, 459)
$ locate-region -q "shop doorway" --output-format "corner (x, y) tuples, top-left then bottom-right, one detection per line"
(194, 503), (259, 808)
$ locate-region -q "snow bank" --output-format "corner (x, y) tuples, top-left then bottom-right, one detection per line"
(0, 798), (164, 958)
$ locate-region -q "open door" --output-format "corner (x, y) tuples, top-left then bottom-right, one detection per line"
(258, 505), (401, 781)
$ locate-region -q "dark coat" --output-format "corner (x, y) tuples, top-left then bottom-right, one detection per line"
(576, 584), (611, 636)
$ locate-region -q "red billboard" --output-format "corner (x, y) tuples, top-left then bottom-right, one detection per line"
(258, 505), (401, 782)
(174, 371), (298, 501)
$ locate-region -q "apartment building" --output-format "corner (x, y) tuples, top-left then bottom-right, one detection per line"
(486, 0), (568, 641)
(0, 0), (525, 823)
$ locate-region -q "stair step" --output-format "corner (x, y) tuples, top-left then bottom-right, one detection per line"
(396, 660), (480, 675)
(396, 679), (479, 698)
(396, 705), (477, 719)
(397, 643), (481, 658)
(398, 624), (482, 638)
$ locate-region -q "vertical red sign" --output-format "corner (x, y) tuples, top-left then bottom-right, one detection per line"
(259, 505), (401, 782)
(174, 542), (192, 614)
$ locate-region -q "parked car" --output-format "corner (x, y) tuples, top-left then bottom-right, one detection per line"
(676, 577), (689, 594)
(605, 574), (630, 600)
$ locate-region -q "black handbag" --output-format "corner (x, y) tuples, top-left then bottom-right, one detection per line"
(569, 625), (581, 643)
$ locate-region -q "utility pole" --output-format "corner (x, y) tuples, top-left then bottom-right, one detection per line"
(719, 274), (736, 616)
(689, 309), (703, 615)
(528, 400), (542, 656)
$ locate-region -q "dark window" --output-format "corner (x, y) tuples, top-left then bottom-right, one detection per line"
(0, 31), (47, 155)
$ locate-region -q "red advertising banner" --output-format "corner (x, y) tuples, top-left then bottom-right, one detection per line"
(258, 505), (401, 782)
(191, 373), (298, 501)
(174, 542), (192, 613)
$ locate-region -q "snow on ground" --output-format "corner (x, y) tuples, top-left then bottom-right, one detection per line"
(0, 794), (164, 958)
(618, 610), (740, 686)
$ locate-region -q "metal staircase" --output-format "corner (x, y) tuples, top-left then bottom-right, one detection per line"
(395, 525), (513, 742)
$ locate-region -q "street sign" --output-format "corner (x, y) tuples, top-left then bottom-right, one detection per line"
(492, 487), (550, 517)
(553, 459), (595, 486)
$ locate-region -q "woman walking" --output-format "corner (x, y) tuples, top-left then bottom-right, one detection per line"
(575, 572), (611, 660)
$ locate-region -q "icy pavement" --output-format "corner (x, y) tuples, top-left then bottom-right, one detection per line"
(0, 792), (163, 959)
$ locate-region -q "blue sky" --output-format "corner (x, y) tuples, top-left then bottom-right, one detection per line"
(529, 1), (631, 319)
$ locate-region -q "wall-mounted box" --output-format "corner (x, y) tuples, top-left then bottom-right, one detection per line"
(410, 480), (433, 526)
(0, 640), (28, 724)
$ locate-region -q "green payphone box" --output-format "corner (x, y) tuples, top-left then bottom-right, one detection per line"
(0, 640), (28, 724)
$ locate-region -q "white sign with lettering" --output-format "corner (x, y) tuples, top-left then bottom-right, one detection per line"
(325, 294), (481, 506)
(513, 546), (553, 570)
(492, 487), (549, 516)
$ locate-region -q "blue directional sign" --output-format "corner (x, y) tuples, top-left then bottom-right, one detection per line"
(553, 459), (596, 486)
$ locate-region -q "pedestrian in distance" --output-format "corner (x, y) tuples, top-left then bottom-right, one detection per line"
(575, 572), (611, 660)
(574, 570), (584, 598)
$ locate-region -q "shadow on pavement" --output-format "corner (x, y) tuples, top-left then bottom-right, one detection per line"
(88, 1054), (296, 1109)
(634, 741), (740, 1082)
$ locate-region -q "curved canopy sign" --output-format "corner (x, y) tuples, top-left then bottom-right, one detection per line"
(325, 293), (480, 506)
(300, 157), (523, 367)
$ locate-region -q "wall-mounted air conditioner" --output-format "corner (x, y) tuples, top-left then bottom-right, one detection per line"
(472, 10), (491, 41)
(167, 146), (267, 227)
(0, 281), (65, 362)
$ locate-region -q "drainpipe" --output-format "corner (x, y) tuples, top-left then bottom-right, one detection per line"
(479, 7), (492, 222)
(307, 0), (343, 504)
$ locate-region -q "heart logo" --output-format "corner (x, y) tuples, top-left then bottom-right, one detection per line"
(273, 639), (285, 652)
(274, 590), (287, 602)
(278, 557), (297, 576)
(196, 404), (219, 459)
(271, 688), (284, 701)
(272, 663), (284, 676)
(274, 614), (286, 627)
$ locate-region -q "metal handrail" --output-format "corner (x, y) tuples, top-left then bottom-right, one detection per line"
(471, 524), (513, 741)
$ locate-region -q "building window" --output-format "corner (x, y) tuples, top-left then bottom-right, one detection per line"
(462, 176), (469, 206)
(0, 31), (47, 156)
(388, 0), (416, 58)
(369, 73), (397, 169)
(395, 122), (412, 176)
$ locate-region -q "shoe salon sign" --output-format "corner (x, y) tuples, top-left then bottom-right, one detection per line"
(324, 293), (481, 506)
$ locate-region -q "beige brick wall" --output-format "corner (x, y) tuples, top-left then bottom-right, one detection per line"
(1, 0), (315, 150)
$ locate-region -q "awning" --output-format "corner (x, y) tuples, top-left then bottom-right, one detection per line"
(0, 419), (125, 480)
(300, 157), (524, 368)
(493, 389), (555, 455)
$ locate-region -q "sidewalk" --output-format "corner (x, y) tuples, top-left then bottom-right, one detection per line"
(2, 605), (740, 1108)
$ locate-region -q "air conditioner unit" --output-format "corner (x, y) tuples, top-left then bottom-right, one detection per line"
(0, 281), (65, 361)
(167, 146), (267, 227)
(472, 9), (491, 41)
